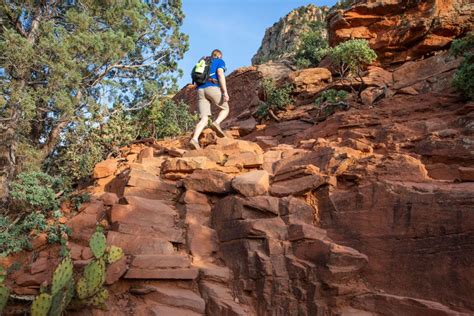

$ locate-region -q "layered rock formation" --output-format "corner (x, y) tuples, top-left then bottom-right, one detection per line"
(328, 0), (474, 65)
(251, 4), (328, 65)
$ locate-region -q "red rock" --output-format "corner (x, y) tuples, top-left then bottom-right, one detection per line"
(130, 255), (191, 269)
(68, 242), (84, 261)
(187, 224), (218, 259)
(181, 190), (208, 205)
(100, 192), (119, 206)
(288, 67), (332, 104)
(270, 174), (327, 197)
(145, 286), (205, 313)
(328, 0), (473, 65)
(138, 147), (154, 162)
(288, 224), (327, 241)
(458, 167), (474, 182)
(183, 170), (233, 194)
(224, 151), (263, 168)
(185, 203), (211, 226)
(67, 212), (97, 242)
(124, 268), (199, 280)
(231, 170), (270, 197)
(80, 200), (104, 215)
(29, 257), (49, 275)
(105, 256), (128, 285)
(200, 281), (250, 316)
(238, 117), (257, 136)
(106, 231), (174, 255)
(15, 270), (50, 286)
(93, 159), (118, 179)
(82, 247), (94, 260)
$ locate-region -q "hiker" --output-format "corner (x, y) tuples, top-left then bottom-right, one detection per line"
(189, 49), (229, 150)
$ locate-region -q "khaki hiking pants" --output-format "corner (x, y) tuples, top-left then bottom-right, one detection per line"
(198, 86), (229, 118)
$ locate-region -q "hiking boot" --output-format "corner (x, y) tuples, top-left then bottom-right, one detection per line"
(189, 138), (201, 150)
(211, 122), (226, 138)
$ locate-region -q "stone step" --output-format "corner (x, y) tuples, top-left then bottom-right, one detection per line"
(194, 261), (232, 284)
(109, 196), (179, 229)
(144, 286), (206, 314)
(148, 304), (204, 316)
(130, 254), (191, 269)
(112, 222), (184, 244)
(199, 281), (251, 316)
(124, 267), (199, 280)
(107, 231), (174, 256)
(124, 186), (178, 200)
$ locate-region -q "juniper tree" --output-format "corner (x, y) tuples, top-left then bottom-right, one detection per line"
(0, 0), (189, 202)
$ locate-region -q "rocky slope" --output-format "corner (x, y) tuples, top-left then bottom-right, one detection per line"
(251, 4), (328, 65)
(2, 1), (474, 315)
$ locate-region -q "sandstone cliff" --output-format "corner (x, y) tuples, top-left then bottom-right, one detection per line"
(328, 0), (474, 65)
(251, 4), (328, 65)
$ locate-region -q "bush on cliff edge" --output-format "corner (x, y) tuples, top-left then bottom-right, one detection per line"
(450, 32), (474, 100)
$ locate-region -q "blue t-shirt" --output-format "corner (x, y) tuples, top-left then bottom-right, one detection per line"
(197, 58), (226, 89)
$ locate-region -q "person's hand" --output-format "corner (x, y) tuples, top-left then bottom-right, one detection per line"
(223, 92), (230, 102)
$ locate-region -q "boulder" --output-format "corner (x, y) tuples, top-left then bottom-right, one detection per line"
(93, 159), (118, 179)
(232, 170), (270, 197)
(183, 170), (234, 194)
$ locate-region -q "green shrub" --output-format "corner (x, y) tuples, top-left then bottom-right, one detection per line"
(450, 32), (474, 100)
(10, 172), (62, 212)
(333, 0), (357, 10)
(294, 22), (329, 69)
(329, 39), (377, 78)
(256, 79), (293, 119)
(153, 99), (198, 139)
(0, 212), (70, 256)
(314, 89), (349, 116)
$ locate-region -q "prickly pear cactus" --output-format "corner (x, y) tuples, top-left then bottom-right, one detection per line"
(107, 245), (124, 264)
(0, 285), (9, 313)
(31, 293), (52, 316)
(76, 258), (106, 299)
(90, 288), (109, 309)
(49, 277), (74, 316)
(51, 257), (73, 296)
(89, 231), (106, 258)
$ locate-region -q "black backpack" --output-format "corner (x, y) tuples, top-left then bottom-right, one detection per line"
(191, 56), (213, 85)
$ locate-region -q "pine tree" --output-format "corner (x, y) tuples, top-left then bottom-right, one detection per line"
(0, 0), (188, 202)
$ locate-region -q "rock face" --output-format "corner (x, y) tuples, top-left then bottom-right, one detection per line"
(252, 4), (328, 65)
(328, 0), (474, 65)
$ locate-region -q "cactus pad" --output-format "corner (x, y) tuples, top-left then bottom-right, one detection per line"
(0, 285), (9, 313)
(89, 231), (107, 258)
(75, 277), (90, 300)
(90, 288), (109, 309)
(107, 245), (124, 264)
(31, 293), (52, 316)
(77, 258), (106, 299)
(51, 257), (73, 296)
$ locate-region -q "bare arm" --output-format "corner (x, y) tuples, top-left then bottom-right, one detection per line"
(217, 68), (229, 102)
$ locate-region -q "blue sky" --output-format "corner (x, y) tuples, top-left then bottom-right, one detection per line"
(176, 0), (338, 89)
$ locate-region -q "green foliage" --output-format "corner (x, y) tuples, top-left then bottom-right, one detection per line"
(329, 39), (377, 78)
(70, 193), (91, 212)
(10, 172), (61, 212)
(294, 22), (329, 69)
(314, 89), (349, 116)
(51, 257), (73, 296)
(315, 89), (349, 106)
(0, 1), (188, 198)
(333, 0), (357, 10)
(0, 212), (70, 256)
(256, 79), (293, 119)
(450, 33), (474, 100)
(136, 99), (198, 139)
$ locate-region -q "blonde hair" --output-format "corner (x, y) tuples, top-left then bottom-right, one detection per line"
(211, 49), (222, 58)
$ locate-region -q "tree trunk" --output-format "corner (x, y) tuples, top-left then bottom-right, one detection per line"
(0, 104), (20, 204)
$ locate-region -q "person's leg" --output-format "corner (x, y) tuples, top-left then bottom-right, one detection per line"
(206, 87), (229, 136)
(191, 89), (211, 146)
